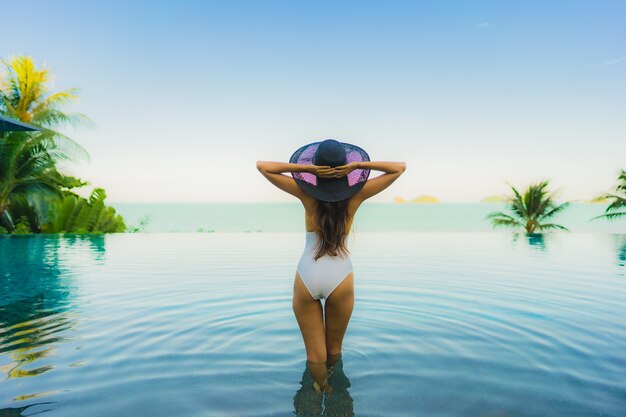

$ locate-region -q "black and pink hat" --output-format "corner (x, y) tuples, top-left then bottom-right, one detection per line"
(290, 139), (371, 202)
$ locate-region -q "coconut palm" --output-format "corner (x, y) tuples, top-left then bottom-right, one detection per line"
(0, 55), (91, 231)
(1, 55), (91, 149)
(486, 180), (570, 233)
(591, 169), (626, 221)
(0, 131), (89, 229)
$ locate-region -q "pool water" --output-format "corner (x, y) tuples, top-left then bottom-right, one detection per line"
(1, 232), (625, 417)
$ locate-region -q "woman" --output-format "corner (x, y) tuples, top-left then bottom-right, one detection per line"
(257, 139), (406, 393)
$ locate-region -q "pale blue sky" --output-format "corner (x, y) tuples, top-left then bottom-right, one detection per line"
(2, 1), (625, 202)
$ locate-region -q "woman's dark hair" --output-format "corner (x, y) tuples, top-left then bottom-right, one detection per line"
(313, 198), (352, 260)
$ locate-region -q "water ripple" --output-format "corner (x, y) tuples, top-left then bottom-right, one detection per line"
(1, 232), (625, 416)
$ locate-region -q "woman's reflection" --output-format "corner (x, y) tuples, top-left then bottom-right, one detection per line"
(293, 353), (355, 417)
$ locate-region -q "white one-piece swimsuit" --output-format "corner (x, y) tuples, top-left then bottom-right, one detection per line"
(296, 230), (353, 301)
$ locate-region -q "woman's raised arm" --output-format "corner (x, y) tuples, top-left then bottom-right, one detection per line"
(352, 161), (406, 203)
(358, 161), (406, 174)
(256, 161), (309, 174)
(256, 161), (337, 177)
(256, 160), (337, 199)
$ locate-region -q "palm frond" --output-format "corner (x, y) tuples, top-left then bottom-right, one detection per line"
(486, 211), (523, 228)
(601, 192), (626, 212)
(30, 129), (90, 162)
(539, 223), (571, 232)
(541, 201), (571, 220)
(31, 109), (93, 129)
(486, 211), (520, 221)
(12, 179), (64, 199)
(590, 211), (626, 221)
(490, 218), (523, 228)
(507, 184), (527, 219)
(31, 88), (80, 114)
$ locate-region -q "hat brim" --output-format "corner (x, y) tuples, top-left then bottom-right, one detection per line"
(289, 140), (371, 202)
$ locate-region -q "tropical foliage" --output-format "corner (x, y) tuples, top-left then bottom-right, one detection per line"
(591, 169), (626, 221)
(0, 132), (87, 231)
(41, 188), (125, 233)
(0, 55), (124, 234)
(1, 55), (91, 133)
(486, 180), (570, 233)
(127, 214), (152, 233)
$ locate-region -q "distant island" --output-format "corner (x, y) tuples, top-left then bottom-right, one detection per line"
(394, 195), (440, 204)
(586, 196), (610, 203)
(392, 194), (613, 204)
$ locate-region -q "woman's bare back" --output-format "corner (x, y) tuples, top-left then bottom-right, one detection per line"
(302, 194), (360, 233)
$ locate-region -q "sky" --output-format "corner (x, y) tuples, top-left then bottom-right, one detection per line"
(2, 0), (625, 203)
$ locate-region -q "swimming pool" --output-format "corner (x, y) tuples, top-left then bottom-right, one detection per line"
(1, 232), (625, 416)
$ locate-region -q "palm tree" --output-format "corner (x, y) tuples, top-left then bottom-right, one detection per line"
(0, 132), (88, 231)
(486, 180), (570, 233)
(591, 169), (626, 221)
(1, 55), (91, 146)
(0, 55), (91, 231)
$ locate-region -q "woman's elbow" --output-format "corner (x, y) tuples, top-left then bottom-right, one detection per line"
(256, 160), (266, 172)
(398, 162), (407, 173)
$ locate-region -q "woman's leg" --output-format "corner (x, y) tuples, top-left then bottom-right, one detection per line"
(324, 272), (354, 367)
(293, 272), (328, 390)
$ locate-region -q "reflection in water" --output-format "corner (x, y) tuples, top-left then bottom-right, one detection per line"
(510, 232), (548, 251)
(525, 233), (546, 251)
(615, 235), (626, 268)
(293, 355), (354, 417)
(0, 401), (55, 416)
(0, 236), (104, 406)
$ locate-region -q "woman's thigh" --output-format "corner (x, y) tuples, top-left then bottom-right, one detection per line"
(292, 272), (326, 362)
(324, 272), (354, 355)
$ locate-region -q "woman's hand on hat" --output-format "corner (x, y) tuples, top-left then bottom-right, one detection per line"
(307, 162), (359, 178)
(307, 165), (337, 178)
(331, 162), (360, 178)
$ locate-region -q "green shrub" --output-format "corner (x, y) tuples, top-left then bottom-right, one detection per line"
(42, 188), (126, 233)
(13, 216), (33, 234)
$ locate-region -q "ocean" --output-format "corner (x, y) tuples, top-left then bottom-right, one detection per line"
(113, 202), (626, 233)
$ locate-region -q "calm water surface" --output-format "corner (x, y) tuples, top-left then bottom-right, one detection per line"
(1, 232), (626, 416)
(114, 203), (626, 233)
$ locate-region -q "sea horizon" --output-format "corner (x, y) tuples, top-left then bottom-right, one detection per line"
(111, 202), (626, 233)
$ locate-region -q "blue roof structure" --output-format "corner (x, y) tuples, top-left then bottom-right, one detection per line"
(0, 114), (40, 132)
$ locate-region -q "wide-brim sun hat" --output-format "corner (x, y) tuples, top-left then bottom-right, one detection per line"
(290, 139), (371, 202)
